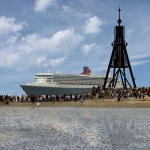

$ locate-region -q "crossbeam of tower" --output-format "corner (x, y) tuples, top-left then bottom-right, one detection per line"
(103, 8), (136, 89)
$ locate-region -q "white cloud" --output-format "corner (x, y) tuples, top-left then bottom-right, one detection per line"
(34, 0), (55, 12)
(27, 56), (66, 69)
(130, 52), (150, 60)
(0, 51), (20, 68)
(82, 43), (97, 55)
(20, 28), (83, 53)
(62, 5), (72, 13)
(49, 57), (66, 67)
(50, 28), (84, 50)
(0, 16), (26, 35)
(5, 35), (19, 44)
(126, 29), (134, 37)
(131, 60), (150, 66)
(83, 16), (103, 34)
(20, 34), (50, 52)
(0, 28), (83, 71)
(29, 56), (47, 67)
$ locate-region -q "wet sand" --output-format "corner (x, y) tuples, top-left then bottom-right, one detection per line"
(1, 97), (150, 149)
(1, 107), (150, 150)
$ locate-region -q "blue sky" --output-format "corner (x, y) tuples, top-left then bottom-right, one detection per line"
(0, 0), (150, 95)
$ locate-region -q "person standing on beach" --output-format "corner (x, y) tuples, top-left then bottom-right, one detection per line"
(31, 95), (36, 108)
(141, 89), (145, 100)
(80, 94), (83, 105)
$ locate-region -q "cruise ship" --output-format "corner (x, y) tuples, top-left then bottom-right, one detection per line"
(20, 67), (120, 95)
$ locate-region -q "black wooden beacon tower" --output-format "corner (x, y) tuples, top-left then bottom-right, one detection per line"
(103, 8), (136, 89)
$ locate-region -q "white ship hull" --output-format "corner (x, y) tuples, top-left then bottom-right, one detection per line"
(20, 84), (94, 95)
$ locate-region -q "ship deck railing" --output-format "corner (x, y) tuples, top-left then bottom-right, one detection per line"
(27, 81), (104, 86)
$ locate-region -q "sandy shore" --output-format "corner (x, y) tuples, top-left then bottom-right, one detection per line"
(1, 97), (150, 108)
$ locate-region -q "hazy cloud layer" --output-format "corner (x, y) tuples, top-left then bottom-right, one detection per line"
(34, 0), (55, 12)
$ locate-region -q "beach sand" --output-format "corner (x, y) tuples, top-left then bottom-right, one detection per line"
(1, 97), (150, 108)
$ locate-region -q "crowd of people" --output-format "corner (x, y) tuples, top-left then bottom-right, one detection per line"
(0, 93), (92, 105)
(92, 86), (150, 101)
(0, 87), (150, 105)
(105, 87), (150, 100)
